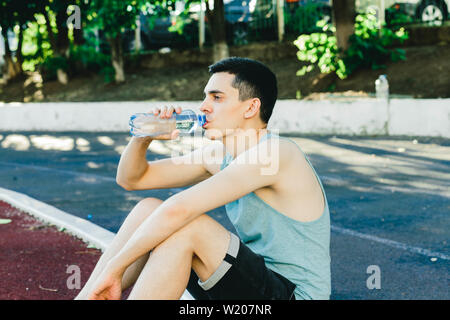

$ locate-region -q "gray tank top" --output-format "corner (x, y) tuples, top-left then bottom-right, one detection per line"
(221, 132), (331, 300)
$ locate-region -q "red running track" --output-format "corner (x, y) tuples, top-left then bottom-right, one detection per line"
(0, 200), (104, 300)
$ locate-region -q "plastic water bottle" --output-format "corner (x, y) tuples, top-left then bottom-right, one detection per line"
(375, 75), (389, 101)
(129, 109), (207, 138)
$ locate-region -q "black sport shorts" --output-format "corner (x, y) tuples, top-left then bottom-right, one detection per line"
(186, 232), (296, 300)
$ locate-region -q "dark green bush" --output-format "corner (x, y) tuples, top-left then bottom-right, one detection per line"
(285, 2), (331, 35)
(69, 44), (111, 72)
(294, 10), (409, 80)
(40, 56), (69, 81)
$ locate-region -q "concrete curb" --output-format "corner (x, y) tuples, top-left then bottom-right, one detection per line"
(0, 187), (194, 300)
(1, 99), (449, 137)
(0, 187), (114, 251)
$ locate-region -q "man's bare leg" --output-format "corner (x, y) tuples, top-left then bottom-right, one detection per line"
(127, 214), (231, 300)
(75, 197), (164, 299)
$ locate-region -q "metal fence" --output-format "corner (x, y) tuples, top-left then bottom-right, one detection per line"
(243, 0), (332, 43)
(124, 0), (449, 51)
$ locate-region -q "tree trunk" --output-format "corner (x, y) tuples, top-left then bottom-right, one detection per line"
(212, 41), (229, 62)
(43, 10), (57, 52)
(206, 0), (229, 62)
(134, 16), (141, 53)
(73, 26), (85, 46)
(277, 0), (285, 42)
(43, 7), (69, 84)
(332, 0), (356, 53)
(55, 6), (70, 84)
(55, 8), (70, 57)
(14, 25), (24, 75)
(1, 27), (19, 82)
(108, 34), (125, 83)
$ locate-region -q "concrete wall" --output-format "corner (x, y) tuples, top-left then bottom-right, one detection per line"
(1, 99), (449, 137)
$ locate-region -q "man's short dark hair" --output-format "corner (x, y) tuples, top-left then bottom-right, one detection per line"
(208, 57), (277, 124)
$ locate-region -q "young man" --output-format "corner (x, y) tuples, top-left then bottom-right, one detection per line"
(76, 57), (331, 300)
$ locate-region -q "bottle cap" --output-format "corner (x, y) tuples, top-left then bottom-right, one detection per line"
(198, 114), (207, 127)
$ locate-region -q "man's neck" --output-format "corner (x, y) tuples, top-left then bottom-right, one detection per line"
(222, 127), (269, 159)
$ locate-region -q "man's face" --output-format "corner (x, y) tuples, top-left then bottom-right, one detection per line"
(200, 72), (248, 140)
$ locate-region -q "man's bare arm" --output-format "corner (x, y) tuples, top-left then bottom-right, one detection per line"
(116, 136), (153, 190)
(106, 139), (289, 275)
(116, 136), (223, 191)
(116, 105), (219, 191)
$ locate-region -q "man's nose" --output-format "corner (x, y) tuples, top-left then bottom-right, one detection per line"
(199, 99), (210, 113)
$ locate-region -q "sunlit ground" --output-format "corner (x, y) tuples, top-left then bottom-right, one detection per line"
(0, 133), (213, 155)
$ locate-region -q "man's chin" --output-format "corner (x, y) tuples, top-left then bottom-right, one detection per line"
(204, 128), (225, 141)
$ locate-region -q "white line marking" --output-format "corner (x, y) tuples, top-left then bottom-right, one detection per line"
(331, 225), (450, 261)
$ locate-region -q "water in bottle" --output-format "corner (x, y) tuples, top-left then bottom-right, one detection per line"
(375, 75), (389, 102)
(129, 109), (207, 138)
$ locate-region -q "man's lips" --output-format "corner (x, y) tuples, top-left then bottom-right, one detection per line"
(203, 119), (211, 128)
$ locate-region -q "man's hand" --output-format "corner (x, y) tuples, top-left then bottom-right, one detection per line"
(148, 105), (181, 140)
(87, 267), (123, 300)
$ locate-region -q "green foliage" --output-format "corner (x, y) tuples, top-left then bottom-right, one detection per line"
(99, 65), (116, 83)
(21, 14), (53, 72)
(293, 11), (409, 80)
(0, 0), (43, 29)
(40, 56), (68, 80)
(87, 0), (143, 39)
(69, 44), (111, 70)
(385, 7), (414, 27)
(39, 41), (115, 82)
(294, 20), (339, 76)
(68, 39), (118, 83)
(343, 12), (409, 76)
(285, 2), (331, 35)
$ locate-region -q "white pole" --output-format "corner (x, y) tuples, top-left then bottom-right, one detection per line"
(379, 0), (385, 27)
(277, 0), (285, 42)
(94, 29), (99, 52)
(0, 28), (4, 67)
(199, 0), (205, 50)
(135, 15), (142, 52)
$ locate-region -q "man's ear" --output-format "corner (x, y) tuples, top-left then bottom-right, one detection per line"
(244, 98), (261, 119)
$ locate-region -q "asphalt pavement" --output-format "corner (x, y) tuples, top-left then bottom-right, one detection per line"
(0, 131), (449, 299)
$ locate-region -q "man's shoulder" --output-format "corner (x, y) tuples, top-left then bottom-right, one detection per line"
(260, 135), (302, 167)
(260, 136), (313, 187)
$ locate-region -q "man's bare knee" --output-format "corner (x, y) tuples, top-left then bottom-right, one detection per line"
(129, 197), (163, 218)
(137, 197), (164, 211)
(119, 197), (164, 232)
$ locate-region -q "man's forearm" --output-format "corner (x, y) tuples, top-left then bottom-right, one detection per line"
(116, 137), (153, 186)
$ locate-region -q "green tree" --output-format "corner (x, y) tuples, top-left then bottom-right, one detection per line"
(175, 0), (229, 61)
(88, 0), (142, 83)
(294, 11), (408, 81)
(0, 0), (42, 81)
(42, 0), (72, 84)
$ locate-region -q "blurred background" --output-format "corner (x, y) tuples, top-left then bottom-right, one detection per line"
(0, 0), (449, 102)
